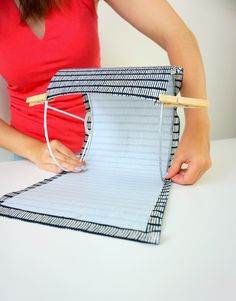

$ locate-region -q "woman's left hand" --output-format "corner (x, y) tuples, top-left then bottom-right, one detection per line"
(164, 123), (212, 185)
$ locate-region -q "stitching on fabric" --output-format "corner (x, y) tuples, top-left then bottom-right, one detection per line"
(0, 66), (183, 245)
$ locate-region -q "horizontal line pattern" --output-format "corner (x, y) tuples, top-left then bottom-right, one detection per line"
(2, 94), (173, 232)
(0, 66), (183, 244)
(47, 65), (183, 102)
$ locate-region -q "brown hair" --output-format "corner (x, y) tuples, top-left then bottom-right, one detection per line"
(18, 0), (64, 22)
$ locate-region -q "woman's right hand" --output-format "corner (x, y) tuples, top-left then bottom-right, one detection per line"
(29, 139), (86, 174)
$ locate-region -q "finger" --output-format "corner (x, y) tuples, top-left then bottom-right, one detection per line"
(164, 157), (185, 179)
(171, 162), (202, 185)
(52, 140), (85, 166)
(38, 163), (64, 174)
(53, 149), (85, 168)
(51, 158), (87, 173)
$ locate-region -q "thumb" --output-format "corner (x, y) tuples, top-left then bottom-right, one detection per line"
(164, 157), (184, 179)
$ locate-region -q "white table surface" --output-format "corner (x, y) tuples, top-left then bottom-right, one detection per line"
(0, 138), (235, 301)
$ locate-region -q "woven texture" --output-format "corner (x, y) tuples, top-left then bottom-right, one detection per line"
(0, 66), (183, 244)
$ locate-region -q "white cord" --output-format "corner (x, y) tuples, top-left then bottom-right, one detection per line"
(47, 105), (85, 122)
(79, 96), (94, 162)
(44, 101), (91, 172)
(44, 101), (68, 171)
(80, 133), (92, 162)
(44, 97), (164, 178)
(158, 102), (165, 182)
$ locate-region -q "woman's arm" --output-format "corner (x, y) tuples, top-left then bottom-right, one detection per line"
(0, 118), (85, 173)
(104, 0), (211, 184)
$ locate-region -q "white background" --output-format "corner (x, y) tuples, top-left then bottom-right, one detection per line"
(0, 0), (235, 160)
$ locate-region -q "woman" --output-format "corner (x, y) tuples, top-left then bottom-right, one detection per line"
(0, 0), (211, 184)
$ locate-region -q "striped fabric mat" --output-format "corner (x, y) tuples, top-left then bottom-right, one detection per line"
(0, 66), (183, 244)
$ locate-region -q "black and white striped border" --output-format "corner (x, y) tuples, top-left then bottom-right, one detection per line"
(47, 65), (183, 102)
(0, 66), (183, 244)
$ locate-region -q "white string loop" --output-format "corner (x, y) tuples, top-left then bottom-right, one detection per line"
(158, 102), (165, 182)
(44, 97), (165, 179)
(43, 101), (92, 172)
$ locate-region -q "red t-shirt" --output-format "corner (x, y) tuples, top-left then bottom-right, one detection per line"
(0, 0), (101, 152)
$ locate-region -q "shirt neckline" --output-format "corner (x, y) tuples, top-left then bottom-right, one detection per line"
(11, 0), (48, 42)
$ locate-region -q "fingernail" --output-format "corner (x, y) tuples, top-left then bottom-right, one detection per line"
(74, 166), (82, 172)
(80, 165), (87, 171)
